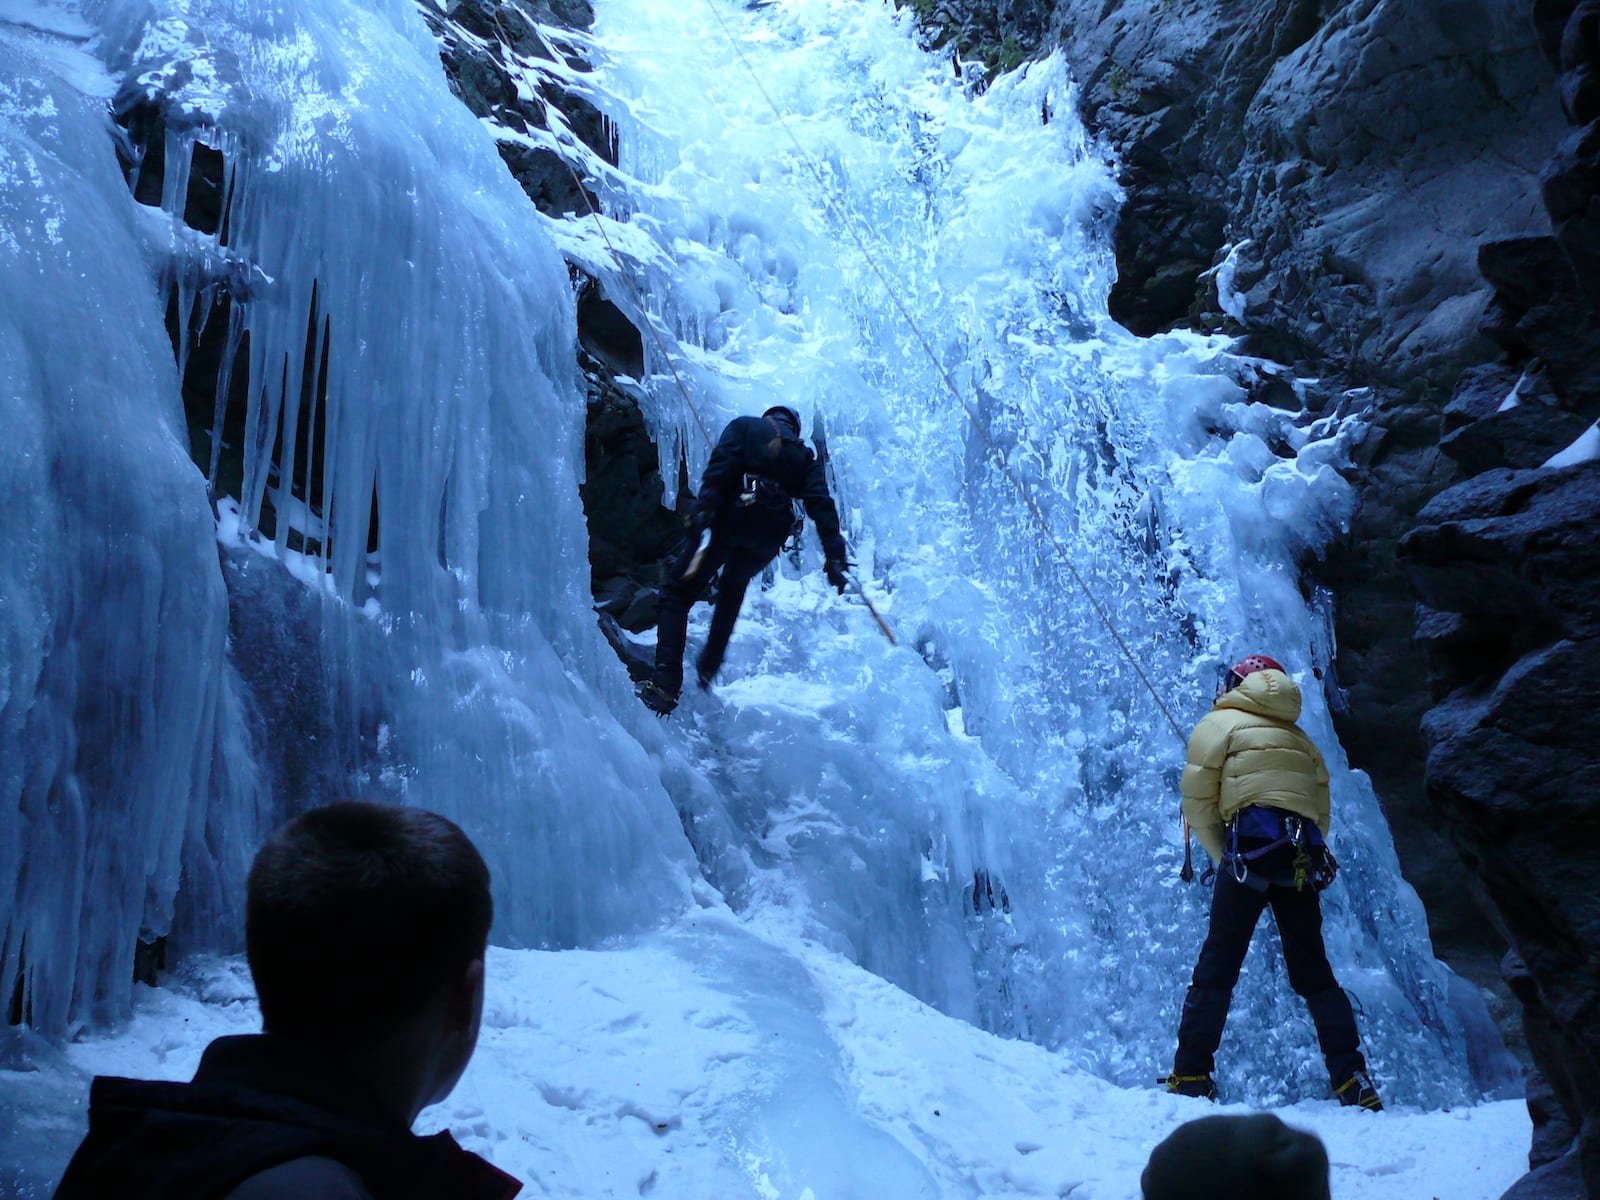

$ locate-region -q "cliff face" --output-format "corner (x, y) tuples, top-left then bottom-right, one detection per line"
(918, 0), (1596, 1191)
(1401, 4), (1600, 1193)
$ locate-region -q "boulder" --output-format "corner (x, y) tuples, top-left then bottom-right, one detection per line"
(1404, 463), (1600, 640)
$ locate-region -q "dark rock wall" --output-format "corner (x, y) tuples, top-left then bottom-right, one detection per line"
(422, 0), (687, 639)
(1402, 3), (1600, 1192)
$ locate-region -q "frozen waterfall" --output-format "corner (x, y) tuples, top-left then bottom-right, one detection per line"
(1, 0), (1508, 1129)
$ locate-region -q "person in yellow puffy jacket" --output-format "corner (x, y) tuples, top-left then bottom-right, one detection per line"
(1162, 654), (1382, 1111)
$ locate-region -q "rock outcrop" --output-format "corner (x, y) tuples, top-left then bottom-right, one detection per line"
(1400, 3), (1600, 1191)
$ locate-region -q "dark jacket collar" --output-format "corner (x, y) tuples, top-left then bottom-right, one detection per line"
(57, 1034), (521, 1200)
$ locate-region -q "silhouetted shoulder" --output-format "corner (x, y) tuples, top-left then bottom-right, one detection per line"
(223, 1155), (376, 1200)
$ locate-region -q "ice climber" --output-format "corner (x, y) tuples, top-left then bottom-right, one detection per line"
(1162, 654), (1383, 1111)
(53, 802), (519, 1200)
(639, 405), (850, 715)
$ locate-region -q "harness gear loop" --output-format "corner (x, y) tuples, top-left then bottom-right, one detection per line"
(737, 473), (788, 508)
(1221, 808), (1333, 892)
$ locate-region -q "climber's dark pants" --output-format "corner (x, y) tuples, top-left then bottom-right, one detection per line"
(651, 528), (783, 696)
(1174, 867), (1363, 1088)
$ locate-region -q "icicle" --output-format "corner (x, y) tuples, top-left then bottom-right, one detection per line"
(209, 295), (246, 495)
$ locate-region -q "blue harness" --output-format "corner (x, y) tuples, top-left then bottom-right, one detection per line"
(1222, 806), (1330, 891)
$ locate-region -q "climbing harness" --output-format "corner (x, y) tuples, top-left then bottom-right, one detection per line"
(1219, 807), (1335, 893)
(737, 473), (790, 511)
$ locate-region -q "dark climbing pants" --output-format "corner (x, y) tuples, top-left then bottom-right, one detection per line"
(1174, 867), (1363, 1088)
(651, 532), (781, 696)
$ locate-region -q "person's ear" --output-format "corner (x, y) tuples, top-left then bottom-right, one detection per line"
(451, 957), (485, 1033)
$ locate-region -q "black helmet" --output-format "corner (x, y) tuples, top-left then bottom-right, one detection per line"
(762, 405), (801, 435)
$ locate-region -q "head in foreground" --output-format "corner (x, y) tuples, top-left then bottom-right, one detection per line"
(247, 800), (493, 1125)
(1142, 1113), (1330, 1200)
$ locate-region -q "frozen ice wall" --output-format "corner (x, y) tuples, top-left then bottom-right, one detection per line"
(2, 0), (1508, 1116)
(1, 0), (698, 1036)
(539, 0), (1501, 1104)
(0, 6), (255, 1033)
(86, 0), (700, 945)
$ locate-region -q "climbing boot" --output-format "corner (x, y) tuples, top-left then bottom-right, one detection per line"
(1160, 1071), (1218, 1101)
(638, 680), (679, 716)
(1333, 1068), (1383, 1111)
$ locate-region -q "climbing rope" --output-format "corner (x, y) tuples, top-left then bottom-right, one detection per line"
(696, 0), (1188, 745)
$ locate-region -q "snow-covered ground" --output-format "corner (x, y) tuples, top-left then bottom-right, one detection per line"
(1, 907), (1529, 1198)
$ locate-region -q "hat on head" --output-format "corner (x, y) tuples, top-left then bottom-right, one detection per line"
(762, 405), (801, 434)
(1141, 1114), (1330, 1200)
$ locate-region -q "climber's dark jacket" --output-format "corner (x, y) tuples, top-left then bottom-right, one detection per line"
(52, 1034), (520, 1200)
(694, 414), (846, 560)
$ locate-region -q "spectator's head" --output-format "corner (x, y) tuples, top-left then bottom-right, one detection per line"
(1142, 1113), (1330, 1200)
(247, 802), (492, 1114)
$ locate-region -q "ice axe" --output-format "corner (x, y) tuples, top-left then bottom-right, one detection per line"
(848, 571), (896, 646)
(810, 407), (895, 646)
(683, 527), (713, 579)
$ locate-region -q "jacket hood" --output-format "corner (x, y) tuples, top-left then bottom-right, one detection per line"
(1214, 668), (1301, 721)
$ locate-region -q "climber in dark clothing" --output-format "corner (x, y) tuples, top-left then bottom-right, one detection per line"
(53, 802), (520, 1200)
(640, 405), (850, 715)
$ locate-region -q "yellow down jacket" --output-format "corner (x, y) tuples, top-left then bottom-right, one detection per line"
(1180, 668), (1330, 864)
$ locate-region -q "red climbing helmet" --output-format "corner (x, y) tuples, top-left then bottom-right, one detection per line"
(1231, 654), (1285, 679)
(1217, 653), (1285, 695)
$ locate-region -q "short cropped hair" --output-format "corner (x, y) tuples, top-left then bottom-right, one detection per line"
(1142, 1113), (1329, 1200)
(246, 802), (492, 1042)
